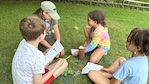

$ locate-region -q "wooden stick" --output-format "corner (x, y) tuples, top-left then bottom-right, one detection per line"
(65, 55), (71, 60)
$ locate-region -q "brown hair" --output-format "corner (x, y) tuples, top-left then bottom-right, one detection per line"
(33, 8), (44, 19)
(88, 10), (106, 27)
(19, 15), (46, 41)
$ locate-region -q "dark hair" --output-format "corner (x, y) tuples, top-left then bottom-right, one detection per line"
(33, 8), (44, 19)
(88, 10), (106, 27)
(127, 28), (142, 46)
(19, 15), (46, 41)
(142, 29), (149, 55)
(127, 28), (149, 56)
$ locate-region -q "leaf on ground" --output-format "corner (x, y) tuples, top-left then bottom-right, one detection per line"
(74, 26), (79, 30)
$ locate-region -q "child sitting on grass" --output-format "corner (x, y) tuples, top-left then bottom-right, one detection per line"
(88, 28), (149, 84)
(12, 15), (68, 84)
(73, 10), (110, 63)
(34, 1), (65, 58)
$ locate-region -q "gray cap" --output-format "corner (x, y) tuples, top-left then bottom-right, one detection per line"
(41, 1), (60, 20)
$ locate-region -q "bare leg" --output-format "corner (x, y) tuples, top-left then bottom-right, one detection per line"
(88, 57), (126, 84)
(106, 57), (126, 74)
(46, 60), (68, 78)
(90, 47), (104, 63)
(83, 25), (92, 46)
(88, 70), (111, 84)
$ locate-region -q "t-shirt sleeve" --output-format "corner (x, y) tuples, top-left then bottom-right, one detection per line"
(113, 62), (130, 81)
(52, 19), (58, 26)
(32, 55), (45, 74)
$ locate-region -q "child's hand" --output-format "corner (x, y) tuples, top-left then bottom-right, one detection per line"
(55, 50), (65, 58)
(60, 49), (65, 56)
(55, 53), (60, 58)
(55, 59), (65, 68)
(83, 41), (88, 47)
(72, 51), (79, 56)
(100, 68), (110, 73)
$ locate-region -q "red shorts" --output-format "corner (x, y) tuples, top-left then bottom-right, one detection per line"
(42, 68), (55, 84)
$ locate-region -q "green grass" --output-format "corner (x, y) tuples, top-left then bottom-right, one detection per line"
(0, 1), (149, 84)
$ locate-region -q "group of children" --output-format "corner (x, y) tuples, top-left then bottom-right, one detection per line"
(12, 1), (148, 84)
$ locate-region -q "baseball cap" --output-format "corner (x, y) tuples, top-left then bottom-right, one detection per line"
(41, 1), (60, 20)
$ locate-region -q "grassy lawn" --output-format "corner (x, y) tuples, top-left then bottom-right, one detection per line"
(0, 1), (149, 84)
